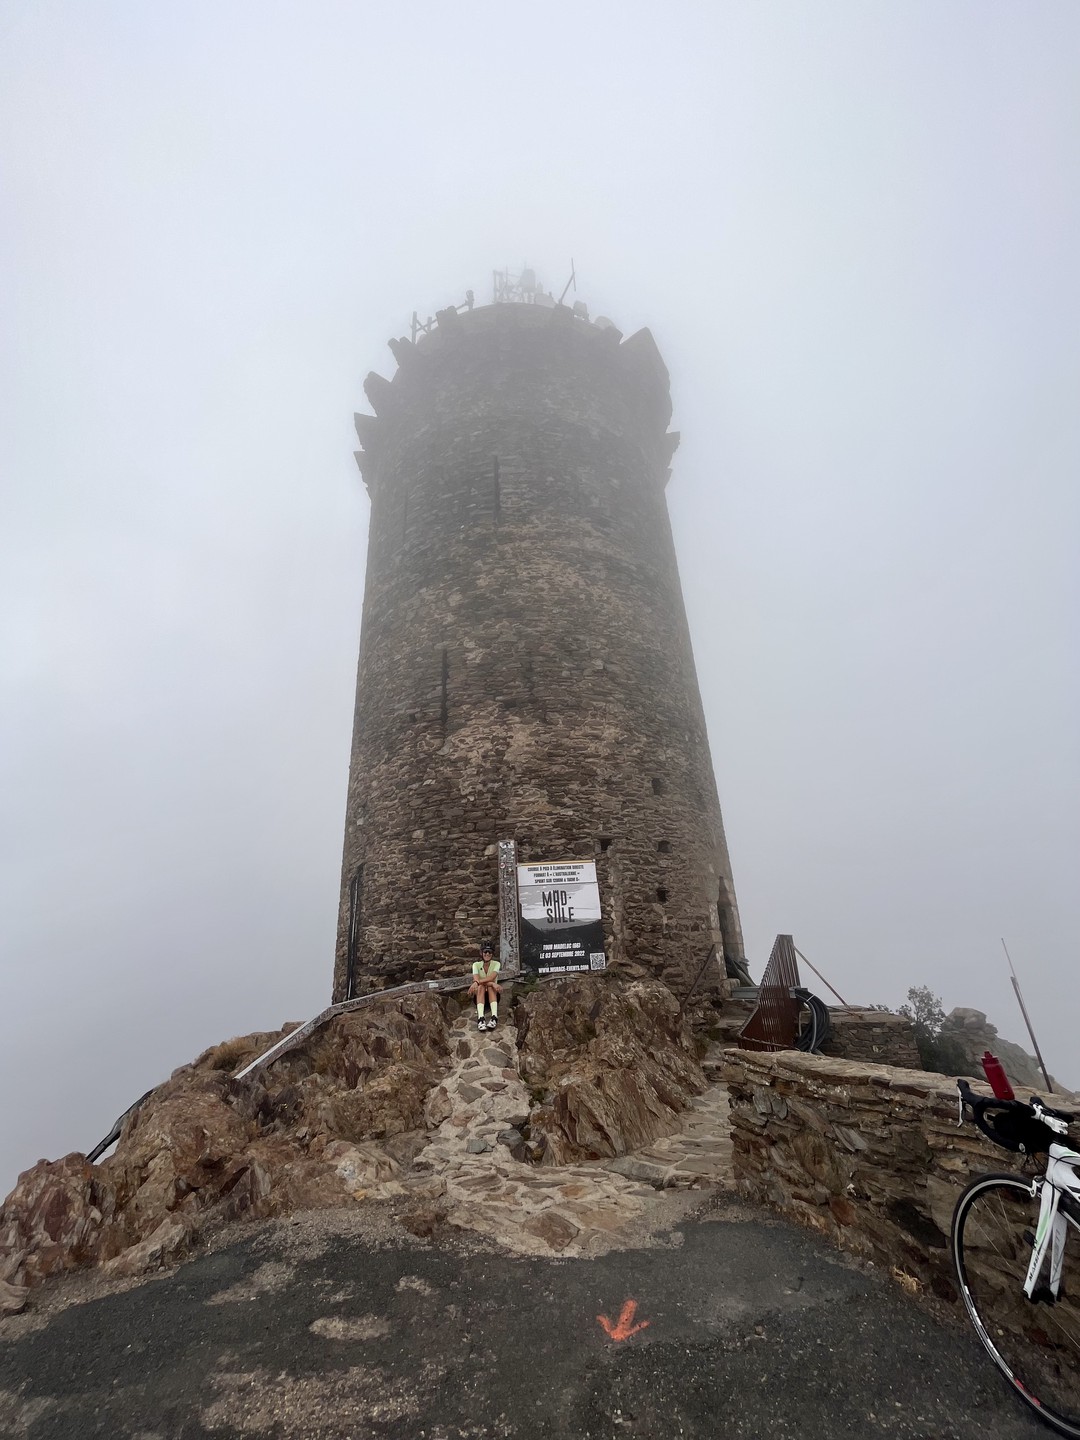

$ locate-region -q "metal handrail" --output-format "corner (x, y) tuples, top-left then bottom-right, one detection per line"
(88, 837), (530, 1161)
(84, 965), (523, 1162)
(232, 967), (521, 1081)
(87, 1088), (157, 1164)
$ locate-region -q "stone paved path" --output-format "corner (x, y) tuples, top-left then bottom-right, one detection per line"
(602, 1080), (732, 1189)
(391, 1008), (735, 1257)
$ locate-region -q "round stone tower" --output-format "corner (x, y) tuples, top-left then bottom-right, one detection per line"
(333, 297), (743, 1002)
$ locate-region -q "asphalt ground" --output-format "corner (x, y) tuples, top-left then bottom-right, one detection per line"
(0, 1198), (1052, 1440)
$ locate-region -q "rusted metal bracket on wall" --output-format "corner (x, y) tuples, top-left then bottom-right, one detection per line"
(679, 943), (719, 1019)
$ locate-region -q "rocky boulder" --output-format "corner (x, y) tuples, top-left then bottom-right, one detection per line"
(939, 1008), (1074, 1097)
(0, 1153), (116, 1289)
(514, 976), (706, 1164)
(0, 995), (450, 1290)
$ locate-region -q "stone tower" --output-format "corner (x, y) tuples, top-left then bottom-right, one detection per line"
(333, 294), (743, 1002)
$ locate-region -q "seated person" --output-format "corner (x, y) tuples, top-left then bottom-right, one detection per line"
(469, 941), (502, 1031)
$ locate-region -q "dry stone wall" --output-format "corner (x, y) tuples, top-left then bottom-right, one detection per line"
(820, 1008), (921, 1069)
(335, 302), (742, 1001)
(723, 1049), (1073, 1302)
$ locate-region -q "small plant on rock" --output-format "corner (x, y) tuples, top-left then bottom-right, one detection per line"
(898, 986), (971, 1076)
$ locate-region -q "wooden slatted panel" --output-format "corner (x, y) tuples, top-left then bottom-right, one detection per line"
(738, 934), (801, 1052)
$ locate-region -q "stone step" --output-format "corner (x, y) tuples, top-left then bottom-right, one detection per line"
(412, 1009), (734, 1254)
(604, 1155), (674, 1187)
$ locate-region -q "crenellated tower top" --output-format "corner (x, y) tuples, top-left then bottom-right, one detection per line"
(353, 293), (678, 498)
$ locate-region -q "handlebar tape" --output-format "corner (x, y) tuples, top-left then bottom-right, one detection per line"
(957, 1078), (1074, 1154)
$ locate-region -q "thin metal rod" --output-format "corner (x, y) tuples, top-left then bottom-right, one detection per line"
(557, 259), (576, 306)
(1002, 938), (1053, 1093)
(679, 944), (717, 1018)
(793, 946), (848, 1007)
(87, 1088), (156, 1163)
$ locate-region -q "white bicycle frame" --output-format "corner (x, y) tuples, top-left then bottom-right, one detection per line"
(1025, 1136), (1080, 1301)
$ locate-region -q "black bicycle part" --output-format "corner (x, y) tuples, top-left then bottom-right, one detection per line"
(957, 1078), (1075, 1156)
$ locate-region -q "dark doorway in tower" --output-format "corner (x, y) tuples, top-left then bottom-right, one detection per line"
(718, 882), (751, 987)
(345, 866), (364, 1000)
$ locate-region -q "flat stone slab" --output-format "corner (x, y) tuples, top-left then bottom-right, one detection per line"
(605, 1156), (673, 1188)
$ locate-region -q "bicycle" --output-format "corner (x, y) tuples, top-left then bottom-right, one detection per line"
(953, 1076), (1080, 1435)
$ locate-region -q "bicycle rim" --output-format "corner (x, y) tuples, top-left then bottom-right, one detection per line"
(953, 1173), (1080, 1437)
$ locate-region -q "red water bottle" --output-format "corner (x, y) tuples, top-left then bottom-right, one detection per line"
(982, 1051), (1015, 1100)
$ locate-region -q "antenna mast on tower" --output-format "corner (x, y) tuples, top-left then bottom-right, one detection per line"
(492, 265), (554, 305)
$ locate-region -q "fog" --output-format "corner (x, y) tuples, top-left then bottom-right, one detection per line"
(2, 2), (1078, 1195)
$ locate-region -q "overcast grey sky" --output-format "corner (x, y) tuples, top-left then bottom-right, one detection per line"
(2, 2), (1078, 1195)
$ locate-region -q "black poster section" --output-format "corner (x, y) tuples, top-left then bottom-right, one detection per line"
(517, 860), (606, 976)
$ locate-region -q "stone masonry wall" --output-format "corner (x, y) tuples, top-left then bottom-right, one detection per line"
(333, 302), (742, 1000)
(723, 1049), (1066, 1302)
(820, 1008), (922, 1069)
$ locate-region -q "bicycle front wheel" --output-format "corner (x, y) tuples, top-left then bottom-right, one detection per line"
(953, 1172), (1080, 1437)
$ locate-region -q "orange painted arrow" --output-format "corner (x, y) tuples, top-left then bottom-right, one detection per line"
(597, 1298), (650, 1342)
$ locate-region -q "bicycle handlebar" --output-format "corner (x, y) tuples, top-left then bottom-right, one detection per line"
(957, 1079), (1028, 1149)
(957, 1078), (1075, 1154)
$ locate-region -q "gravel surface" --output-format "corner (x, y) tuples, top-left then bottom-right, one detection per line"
(0, 1196), (1049, 1439)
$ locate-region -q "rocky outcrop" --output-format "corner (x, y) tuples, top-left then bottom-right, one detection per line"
(939, 1007), (1073, 1096)
(0, 995), (450, 1290)
(514, 976), (706, 1164)
(0, 1278), (27, 1315)
(0, 977), (730, 1290)
(403, 1003), (733, 1256)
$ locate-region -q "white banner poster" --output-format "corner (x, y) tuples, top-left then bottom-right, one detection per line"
(517, 860), (606, 975)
